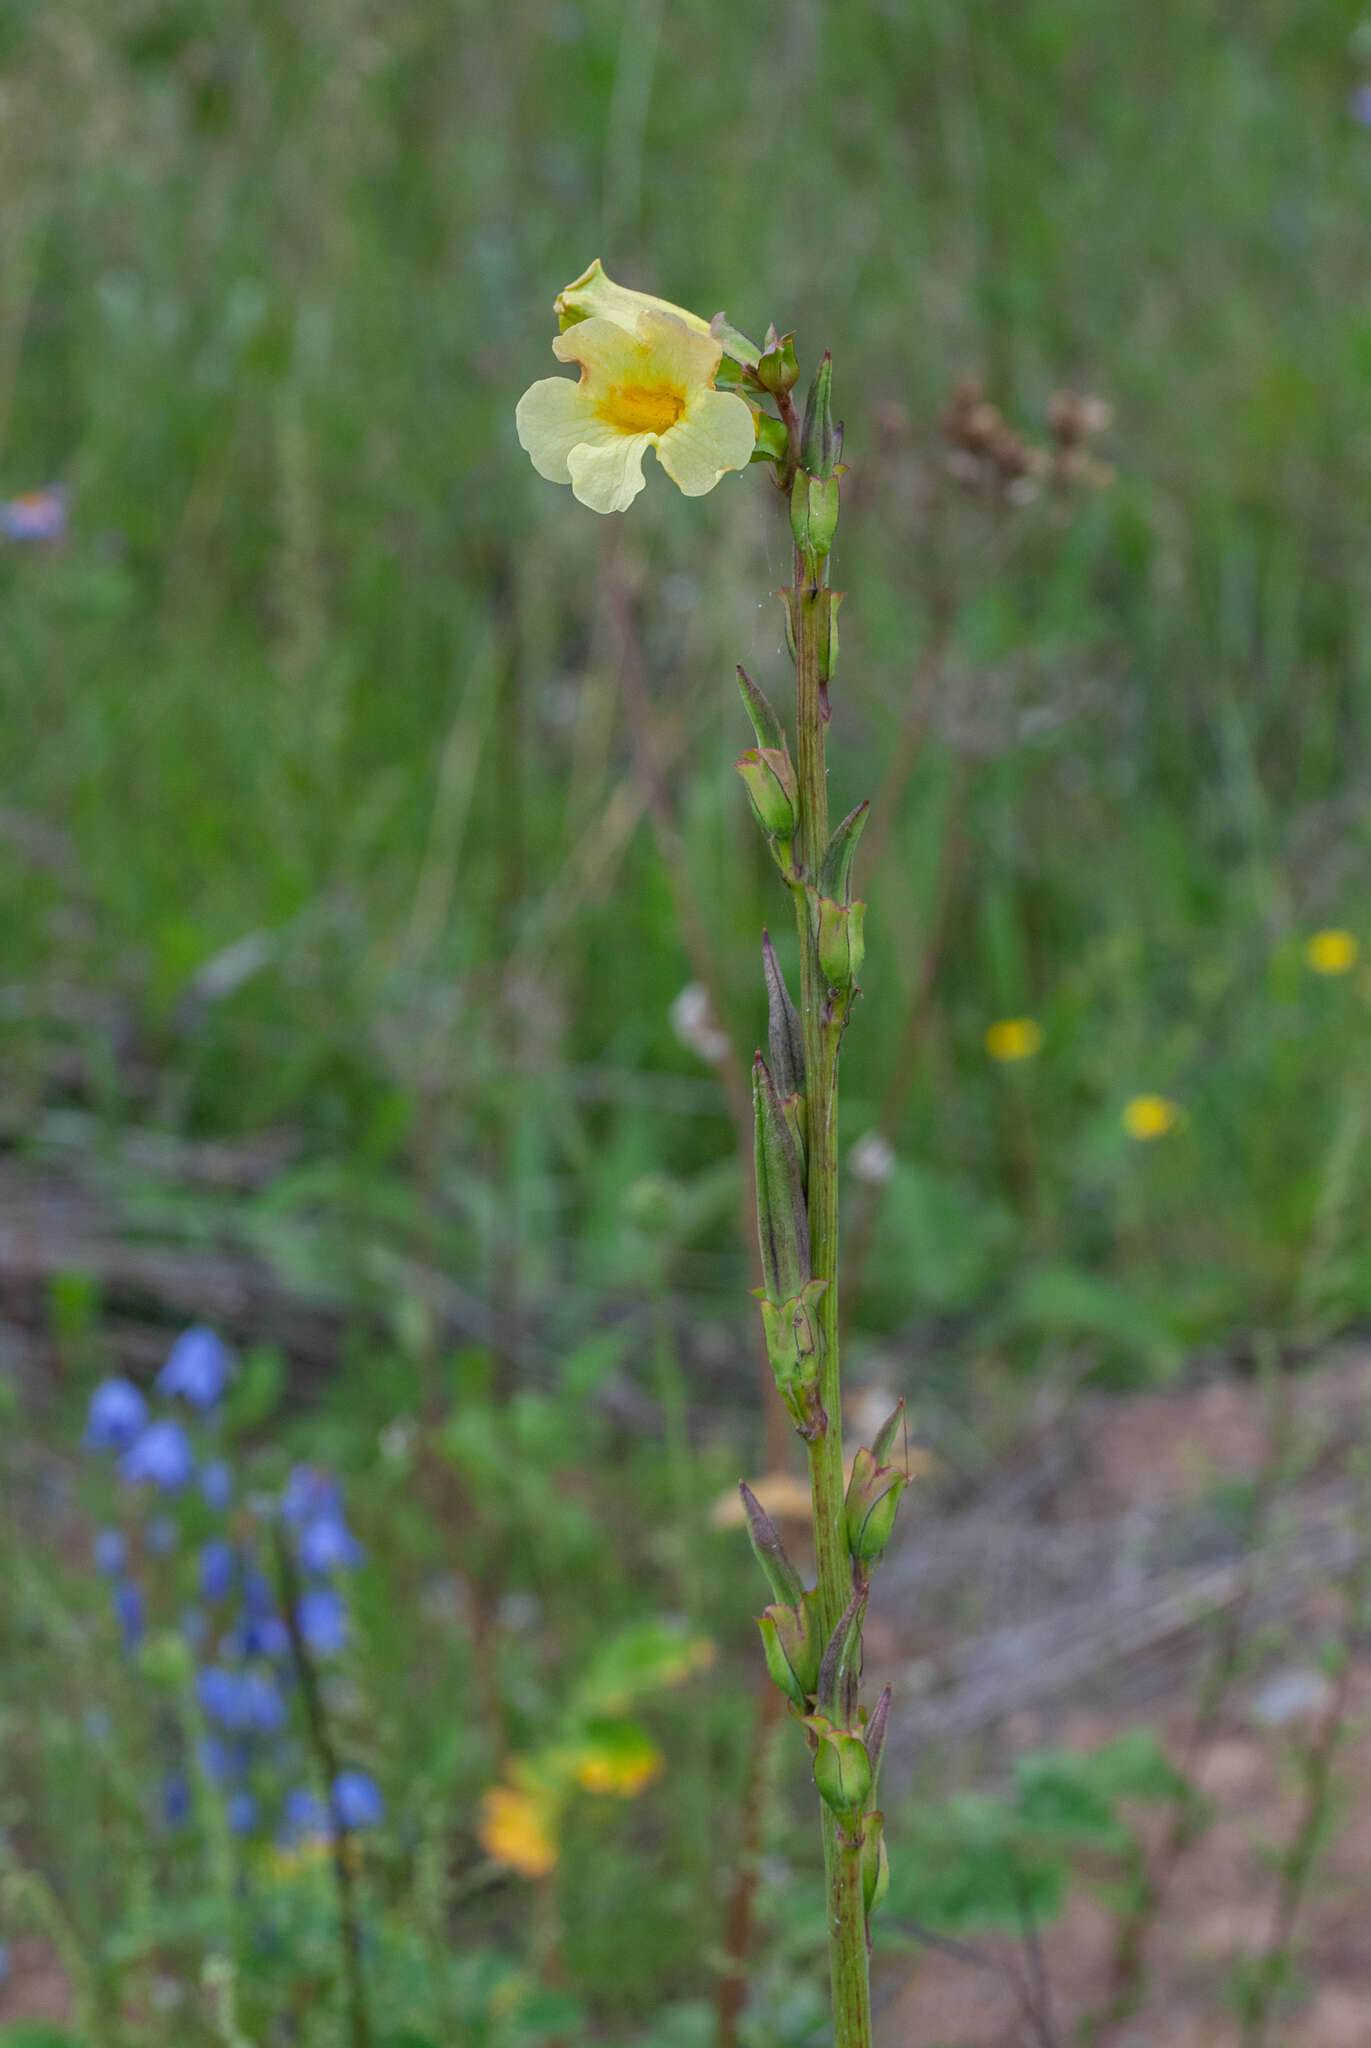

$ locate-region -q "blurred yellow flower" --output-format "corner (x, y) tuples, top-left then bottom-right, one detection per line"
(571, 1725), (663, 1798)
(478, 1784), (559, 1880)
(1122, 1094), (1182, 1141)
(984, 1017), (1043, 1063)
(516, 289), (755, 516)
(1305, 928), (1358, 976)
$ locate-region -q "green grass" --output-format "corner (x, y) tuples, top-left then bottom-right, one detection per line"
(5, 0), (1371, 2038)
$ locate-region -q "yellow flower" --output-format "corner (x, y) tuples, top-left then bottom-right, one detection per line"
(478, 1784), (559, 1880)
(516, 291), (756, 515)
(1122, 1094), (1182, 1141)
(984, 1017), (1043, 1063)
(1305, 928), (1358, 976)
(571, 1724), (663, 1799)
(553, 257), (714, 339)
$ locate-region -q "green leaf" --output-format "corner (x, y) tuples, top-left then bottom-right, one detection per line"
(1013, 1753), (1126, 1847)
(1012, 1263), (1181, 1376)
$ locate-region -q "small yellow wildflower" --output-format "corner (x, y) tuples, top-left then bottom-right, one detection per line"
(516, 265), (755, 516)
(1122, 1094), (1182, 1141)
(984, 1017), (1043, 1063)
(571, 1724), (663, 1799)
(478, 1784), (559, 1880)
(1305, 928), (1358, 976)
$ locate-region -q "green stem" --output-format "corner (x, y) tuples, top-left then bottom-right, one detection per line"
(789, 531), (872, 2045)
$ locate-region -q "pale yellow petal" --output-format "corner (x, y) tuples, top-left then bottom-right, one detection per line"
(655, 387), (757, 496)
(555, 257), (713, 338)
(552, 310), (720, 401)
(515, 375), (600, 484)
(567, 433), (653, 514)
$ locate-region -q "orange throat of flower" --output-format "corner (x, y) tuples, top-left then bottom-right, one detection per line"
(597, 381), (687, 436)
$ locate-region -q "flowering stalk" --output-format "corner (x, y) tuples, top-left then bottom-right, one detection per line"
(517, 265), (903, 2047)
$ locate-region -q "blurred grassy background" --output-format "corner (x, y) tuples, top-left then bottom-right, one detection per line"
(6, 0), (1371, 2039)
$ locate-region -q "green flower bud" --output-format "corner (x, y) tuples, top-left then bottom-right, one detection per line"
(844, 1444), (907, 1562)
(804, 1712), (872, 1818)
(736, 746), (797, 840)
(816, 895), (866, 990)
(818, 801), (870, 907)
(756, 329), (800, 397)
(762, 932), (805, 1101)
(757, 1279), (828, 1432)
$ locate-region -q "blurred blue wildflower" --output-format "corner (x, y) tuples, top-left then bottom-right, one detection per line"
(199, 1735), (244, 1785)
(93, 1527), (126, 1577)
(162, 1773), (192, 1829)
(156, 1325), (232, 1409)
(182, 1605), (209, 1651)
(283, 1786), (328, 1842)
(298, 1511), (364, 1575)
(84, 1378), (148, 1452)
(198, 1665), (287, 1735)
(333, 1770), (384, 1831)
(200, 1538), (236, 1603)
(114, 1577), (145, 1653)
(146, 1513), (178, 1556)
(0, 1941), (10, 1986)
(237, 1611), (290, 1660)
(200, 1459), (233, 1511)
(120, 1419), (195, 1491)
(227, 1789), (258, 1836)
(280, 1466), (343, 1525)
(1352, 81), (1371, 126)
(0, 485), (67, 542)
(297, 1585), (348, 1657)
(83, 1707), (111, 1745)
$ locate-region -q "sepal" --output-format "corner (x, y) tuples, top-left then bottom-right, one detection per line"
(818, 801), (870, 907)
(755, 327), (801, 397)
(752, 1055), (809, 1305)
(800, 351), (837, 478)
(757, 1588), (823, 1708)
(738, 1480), (805, 1609)
(861, 1811), (890, 1915)
(736, 666), (786, 755)
(756, 1280), (829, 1437)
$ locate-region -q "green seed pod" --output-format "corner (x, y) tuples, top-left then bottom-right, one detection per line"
(816, 895), (866, 990)
(804, 1712), (873, 1818)
(736, 747), (797, 840)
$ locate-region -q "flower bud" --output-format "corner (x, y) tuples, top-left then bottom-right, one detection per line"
(804, 1712), (872, 1818)
(736, 747), (797, 840)
(844, 1445), (907, 1562)
(816, 895), (866, 990)
(755, 329), (800, 397)
(757, 1280), (828, 1435)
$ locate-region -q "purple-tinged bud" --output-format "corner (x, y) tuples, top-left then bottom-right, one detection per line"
(862, 1810), (890, 1915)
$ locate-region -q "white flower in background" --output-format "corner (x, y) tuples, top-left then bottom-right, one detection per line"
(670, 982), (730, 1064)
(849, 1131), (896, 1186)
